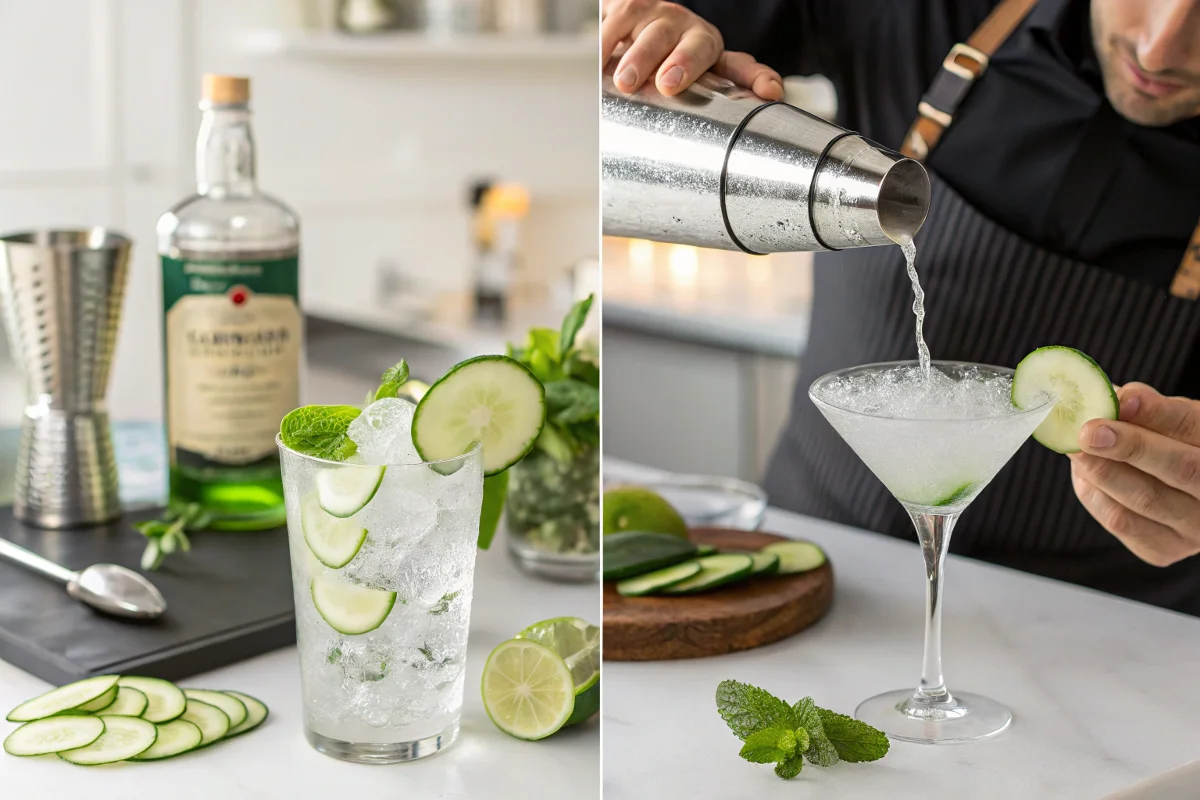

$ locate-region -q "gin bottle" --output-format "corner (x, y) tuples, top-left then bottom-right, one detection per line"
(157, 75), (302, 530)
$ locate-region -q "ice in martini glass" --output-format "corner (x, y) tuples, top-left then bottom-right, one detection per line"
(810, 360), (1056, 744)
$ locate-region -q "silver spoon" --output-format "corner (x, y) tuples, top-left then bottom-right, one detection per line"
(0, 537), (167, 619)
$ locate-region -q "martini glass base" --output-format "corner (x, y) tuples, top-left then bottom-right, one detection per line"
(855, 689), (1012, 744)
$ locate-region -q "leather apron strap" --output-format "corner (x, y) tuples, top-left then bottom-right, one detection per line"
(899, 0), (1200, 300)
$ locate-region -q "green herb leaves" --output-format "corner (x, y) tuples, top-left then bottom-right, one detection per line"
(134, 503), (213, 571)
(507, 294), (598, 463)
(279, 404), (362, 461)
(373, 360), (410, 401)
(715, 679), (889, 780)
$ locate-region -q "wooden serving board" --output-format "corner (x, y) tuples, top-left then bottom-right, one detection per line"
(604, 527), (833, 661)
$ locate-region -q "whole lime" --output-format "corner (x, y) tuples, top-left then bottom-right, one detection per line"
(603, 486), (688, 539)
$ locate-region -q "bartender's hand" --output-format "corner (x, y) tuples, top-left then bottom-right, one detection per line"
(1070, 383), (1200, 566)
(602, 0), (784, 100)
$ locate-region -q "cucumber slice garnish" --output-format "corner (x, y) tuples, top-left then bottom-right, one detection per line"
(93, 687), (148, 718)
(316, 464), (385, 518)
(5, 675), (120, 722)
(660, 554), (754, 595)
(129, 719), (204, 761)
(117, 677), (187, 724)
(1013, 345), (1118, 454)
(74, 685), (119, 713)
(311, 576), (397, 635)
(180, 699), (230, 746)
(696, 544), (717, 556)
(302, 496), (368, 568)
(3, 715), (104, 756)
(412, 355), (546, 477)
(221, 691), (268, 738)
(617, 560), (702, 596)
(58, 715), (158, 765)
(602, 531), (699, 580)
(183, 689), (247, 731)
(761, 541), (828, 575)
(748, 551), (781, 577)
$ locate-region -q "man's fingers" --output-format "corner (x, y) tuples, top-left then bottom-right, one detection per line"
(714, 51), (785, 100)
(656, 28), (724, 95)
(1071, 466), (1193, 567)
(1118, 383), (1200, 447)
(614, 19), (680, 93)
(601, 0), (645, 64)
(1078, 418), (1200, 495)
(1070, 453), (1200, 532)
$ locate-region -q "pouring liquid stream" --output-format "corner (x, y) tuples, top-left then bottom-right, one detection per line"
(898, 236), (932, 382)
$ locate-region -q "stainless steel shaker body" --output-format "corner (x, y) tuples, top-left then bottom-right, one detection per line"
(602, 71), (931, 253)
(0, 229), (131, 528)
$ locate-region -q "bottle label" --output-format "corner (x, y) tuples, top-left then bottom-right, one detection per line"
(162, 255), (300, 465)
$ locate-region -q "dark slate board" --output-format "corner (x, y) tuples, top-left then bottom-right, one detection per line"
(0, 506), (295, 686)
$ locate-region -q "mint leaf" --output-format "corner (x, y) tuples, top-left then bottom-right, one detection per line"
(374, 360), (410, 401)
(738, 727), (790, 764)
(478, 472), (509, 550)
(774, 755), (804, 780)
(545, 380), (599, 425)
(280, 405), (362, 461)
(716, 680), (796, 740)
(793, 697), (839, 766)
(429, 590), (460, 615)
(793, 728), (810, 753)
(536, 424), (575, 463)
(559, 293), (594, 360)
(817, 707), (890, 762)
(564, 350), (599, 387)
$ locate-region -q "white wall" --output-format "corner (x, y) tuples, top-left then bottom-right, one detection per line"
(0, 0), (598, 423)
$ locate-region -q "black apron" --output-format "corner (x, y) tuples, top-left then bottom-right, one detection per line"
(764, 171), (1200, 615)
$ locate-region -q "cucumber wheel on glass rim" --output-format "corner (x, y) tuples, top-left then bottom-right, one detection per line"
(1012, 345), (1119, 454)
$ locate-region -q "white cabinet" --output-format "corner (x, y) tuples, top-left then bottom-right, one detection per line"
(0, 0), (190, 424)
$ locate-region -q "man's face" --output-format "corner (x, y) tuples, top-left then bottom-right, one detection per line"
(1091, 0), (1200, 126)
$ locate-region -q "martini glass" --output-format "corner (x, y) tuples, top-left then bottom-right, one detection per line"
(809, 361), (1055, 744)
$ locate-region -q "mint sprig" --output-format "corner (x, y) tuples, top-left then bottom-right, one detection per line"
(374, 360), (410, 401)
(715, 679), (889, 780)
(134, 502), (212, 571)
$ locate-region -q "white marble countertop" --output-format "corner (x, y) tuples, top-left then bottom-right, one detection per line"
(0, 538), (600, 800)
(602, 460), (1200, 800)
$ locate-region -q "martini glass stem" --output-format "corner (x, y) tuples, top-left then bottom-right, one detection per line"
(911, 510), (959, 702)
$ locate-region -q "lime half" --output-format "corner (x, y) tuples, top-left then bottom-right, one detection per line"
(481, 639), (575, 740)
(516, 617), (600, 726)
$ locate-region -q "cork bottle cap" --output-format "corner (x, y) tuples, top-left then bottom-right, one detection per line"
(203, 74), (250, 105)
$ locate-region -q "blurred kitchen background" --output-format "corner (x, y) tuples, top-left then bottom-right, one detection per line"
(602, 78), (835, 484)
(0, 0), (598, 496)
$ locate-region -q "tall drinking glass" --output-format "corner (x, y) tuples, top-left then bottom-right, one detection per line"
(278, 437), (484, 763)
(809, 361), (1055, 743)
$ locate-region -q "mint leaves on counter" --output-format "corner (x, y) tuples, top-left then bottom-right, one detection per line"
(134, 502), (212, 571)
(716, 679), (888, 780)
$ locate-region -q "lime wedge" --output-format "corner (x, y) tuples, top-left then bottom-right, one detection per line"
(516, 617), (599, 726)
(481, 639), (576, 740)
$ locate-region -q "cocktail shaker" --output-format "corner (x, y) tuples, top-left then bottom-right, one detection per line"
(602, 69), (931, 253)
(0, 229), (131, 528)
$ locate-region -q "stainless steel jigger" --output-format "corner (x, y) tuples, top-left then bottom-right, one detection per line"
(0, 229), (131, 528)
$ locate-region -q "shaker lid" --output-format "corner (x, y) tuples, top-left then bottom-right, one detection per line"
(203, 74), (250, 105)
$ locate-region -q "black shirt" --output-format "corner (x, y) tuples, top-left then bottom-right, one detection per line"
(681, 0), (1200, 290)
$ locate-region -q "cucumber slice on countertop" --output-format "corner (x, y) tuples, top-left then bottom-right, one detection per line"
(129, 719), (204, 761)
(412, 355), (546, 476)
(761, 541), (828, 575)
(602, 531), (698, 581)
(92, 687), (148, 718)
(695, 544), (717, 557)
(6, 675), (120, 722)
(316, 464), (385, 518)
(3, 715), (104, 756)
(117, 677), (186, 724)
(182, 689), (246, 731)
(58, 715), (158, 765)
(1013, 345), (1118, 454)
(74, 686), (119, 713)
(311, 576), (397, 635)
(180, 700), (229, 747)
(616, 560), (703, 596)
(302, 495), (368, 568)
(221, 691), (269, 738)
(659, 554), (754, 595)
